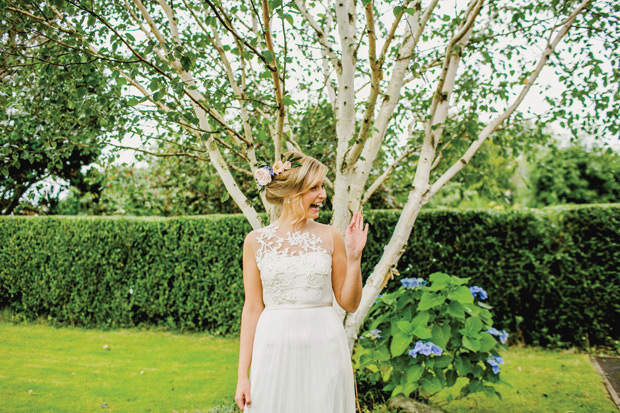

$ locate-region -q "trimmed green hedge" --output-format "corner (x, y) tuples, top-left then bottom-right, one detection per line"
(1, 205), (618, 347)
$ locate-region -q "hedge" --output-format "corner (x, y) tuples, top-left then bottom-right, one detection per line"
(1, 205), (618, 347)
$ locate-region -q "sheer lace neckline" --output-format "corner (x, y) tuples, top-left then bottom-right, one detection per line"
(255, 221), (330, 261)
(269, 222), (310, 236)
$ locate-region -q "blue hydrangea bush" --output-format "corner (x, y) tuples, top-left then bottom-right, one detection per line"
(354, 272), (508, 402)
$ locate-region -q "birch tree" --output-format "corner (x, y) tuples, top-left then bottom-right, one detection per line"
(3, 0), (618, 348)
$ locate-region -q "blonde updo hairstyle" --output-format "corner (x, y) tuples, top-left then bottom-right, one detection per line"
(264, 151), (328, 225)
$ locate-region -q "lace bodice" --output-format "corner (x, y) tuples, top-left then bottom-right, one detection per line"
(250, 220), (334, 307)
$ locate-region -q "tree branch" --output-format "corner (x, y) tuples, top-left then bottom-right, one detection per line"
(427, 0), (592, 201)
(261, 0), (285, 160)
(361, 144), (421, 205)
(293, 0), (341, 76)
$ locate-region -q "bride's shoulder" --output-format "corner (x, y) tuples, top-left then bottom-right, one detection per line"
(313, 221), (339, 239)
(250, 222), (277, 239)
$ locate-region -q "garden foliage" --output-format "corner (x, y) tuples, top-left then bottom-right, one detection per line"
(0, 205), (618, 347)
(355, 272), (507, 401)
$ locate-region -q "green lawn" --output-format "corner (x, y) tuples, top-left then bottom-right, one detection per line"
(429, 346), (617, 412)
(0, 321), (616, 412)
(0, 322), (238, 412)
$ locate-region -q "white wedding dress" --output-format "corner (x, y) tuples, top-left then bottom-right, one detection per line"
(246, 220), (356, 412)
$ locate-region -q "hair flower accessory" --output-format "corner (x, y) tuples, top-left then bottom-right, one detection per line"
(272, 160), (291, 175)
(254, 154), (303, 191)
(255, 166), (273, 188)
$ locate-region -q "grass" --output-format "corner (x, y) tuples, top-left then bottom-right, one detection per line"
(0, 321), (238, 412)
(0, 320), (617, 412)
(428, 346), (617, 412)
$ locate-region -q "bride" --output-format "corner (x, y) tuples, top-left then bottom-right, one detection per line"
(234, 151), (369, 412)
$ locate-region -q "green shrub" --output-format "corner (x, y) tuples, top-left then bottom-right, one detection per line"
(355, 272), (506, 403)
(0, 205), (618, 348)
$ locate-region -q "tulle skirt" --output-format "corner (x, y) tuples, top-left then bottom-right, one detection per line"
(246, 305), (356, 413)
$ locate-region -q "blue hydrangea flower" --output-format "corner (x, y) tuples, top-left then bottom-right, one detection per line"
(469, 286), (488, 300)
(486, 355), (505, 374)
(408, 340), (443, 358)
(485, 328), (509, 344)
(369, 329), (382, 339)
(401, 277), (427, 289)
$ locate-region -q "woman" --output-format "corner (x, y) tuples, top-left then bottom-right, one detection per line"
(235, 152), (369, 412)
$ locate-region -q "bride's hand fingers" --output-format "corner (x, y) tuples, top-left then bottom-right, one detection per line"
(348, 212), (356, 226)
(350, 212), (359, 228)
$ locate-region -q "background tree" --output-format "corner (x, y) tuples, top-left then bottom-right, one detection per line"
(53, 143), (240, 216)
(3, 0), (619, 347)
(0, 15), (127, 214)
(529, 144), (620, 206)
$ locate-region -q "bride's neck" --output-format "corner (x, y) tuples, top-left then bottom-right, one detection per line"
(274, 212), (310, 231)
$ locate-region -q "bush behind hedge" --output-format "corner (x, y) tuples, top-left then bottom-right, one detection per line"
(1, 205), (618, 347)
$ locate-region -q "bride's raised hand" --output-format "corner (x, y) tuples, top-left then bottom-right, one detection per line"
(345, 211), (369, 259)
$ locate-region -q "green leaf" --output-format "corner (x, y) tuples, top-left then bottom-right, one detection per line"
(173, 82), (185, 97)
(434, 354), (452, 368)
(87, 14), (96, 27)
(447, 301), (465, 318)
(406, 364), (424, 382)
(395, 320), (413, 335)
(469, 379), (483, 393)
(431, 324), (449, 348)
(391, 384), (405, 398)
(375, 345), (390, 361)
(448, 286), (474, 303)
(411, 310), (429, 327)
(152, 91), (164, 102)
(403, 380), (420, 397)
(429, 272), (452, 288)
(261, 50), (275, 62)
(462, 336), (481, 352)
(418, 292), (446, 311)
(390, 332), (413, 356)
(446, 370), (458, 387)
(421, 376), (442, 394)
(282, 96), (296, 106)
(454, 357), (471, 376)
(180, 56), (192, 72)
(479, 332), (498, 352)
(463, 303), (481, 316)
(381, 365), (392, 381)
(393, 6), (402, 17)
(465, 317), (483, 335)
(413, 325), (432, 340)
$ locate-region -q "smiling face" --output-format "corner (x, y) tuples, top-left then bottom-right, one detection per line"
(300, 176), (327, 219)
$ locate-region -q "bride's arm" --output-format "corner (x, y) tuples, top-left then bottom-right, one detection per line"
(235, 232), (264, 410)
(331, 213), (367, 313)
